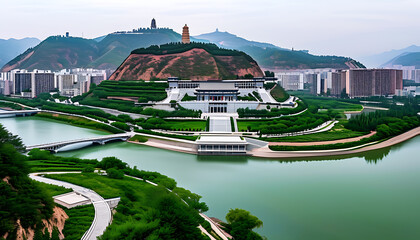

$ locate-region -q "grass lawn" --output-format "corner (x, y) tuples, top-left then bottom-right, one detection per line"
(63, 205), (95, 240)
(261, 121), (368, 142)
(45, 173), (171, 201)
(270, 84), (290, 102)
(307, 98), (362, 111)
(290, 91), (363, 112)
(27, 158), (94, 173)
(237, 119), (272, 132)
(166, 120), (206, 131)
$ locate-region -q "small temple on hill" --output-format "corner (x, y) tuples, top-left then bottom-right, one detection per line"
(182, 24), (190, 44)
(151, 18), (157, 29)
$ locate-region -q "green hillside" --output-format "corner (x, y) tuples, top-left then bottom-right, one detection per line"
(2, 28), (365, 71)
(195, 30), (364, 69)
(384, 52), (420, 68)
(2, 29), (209, 71)
(240, 45), (364, 69)
(0, 38), (40, 69)
(90, 29), (183, 69)
(2, 36), (99, 71)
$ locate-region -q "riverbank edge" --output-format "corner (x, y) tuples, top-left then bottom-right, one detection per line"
(33, 112), (116, 134)
(251, 126), (420, 159)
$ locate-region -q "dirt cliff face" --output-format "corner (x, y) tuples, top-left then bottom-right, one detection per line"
(109, 48), (263, 80)
(12, 206), (68, 240)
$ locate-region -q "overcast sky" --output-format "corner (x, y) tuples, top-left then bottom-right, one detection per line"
(1, 0), (419, 58)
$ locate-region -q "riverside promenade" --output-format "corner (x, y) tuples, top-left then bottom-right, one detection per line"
(251, 126), (420, 158)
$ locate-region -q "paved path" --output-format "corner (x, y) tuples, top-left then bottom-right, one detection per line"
(269, 131), (377, 146)
(209, 117), (231, 132)
(258, 88), (277, 103)
(262, 120), (337, 138)
(29, 172), (111, 240)
(251, 126), (420, 158)
(79, 104), (149, 119)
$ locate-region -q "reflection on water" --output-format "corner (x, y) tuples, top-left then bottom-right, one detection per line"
(196, 155), (248, 163)
(2, 117), (420, 240)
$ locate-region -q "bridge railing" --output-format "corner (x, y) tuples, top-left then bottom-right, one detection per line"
(26, 133), (132, 150)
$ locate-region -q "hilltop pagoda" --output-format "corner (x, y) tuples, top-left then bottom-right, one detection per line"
(182, 24), (190, 44)
(151, 18), (157, 29)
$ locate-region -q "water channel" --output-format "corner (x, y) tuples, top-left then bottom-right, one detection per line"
(1, 116), (420, 240)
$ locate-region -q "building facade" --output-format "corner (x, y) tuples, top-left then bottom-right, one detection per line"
(345, 69), (403, 97)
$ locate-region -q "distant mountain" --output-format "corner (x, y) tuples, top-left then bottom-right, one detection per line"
(382, 52), (420, 68)
(195, 30), (287, 50)
(109, 42), (263, 81)
(359, 45), (420, 68)
(2, 29), (208, 71)
(1, 36), (99, 72)
(0, 38), (40, 69)
(2, 28), (364, 72)
(194, 30), (363, 70)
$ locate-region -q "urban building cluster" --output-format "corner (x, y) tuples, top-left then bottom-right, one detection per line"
(277, 68), (405, 98)
(0, 68), (106, 98)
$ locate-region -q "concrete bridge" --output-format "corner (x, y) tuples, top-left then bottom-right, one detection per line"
(0, 109), (40, 117)
(26, 133), (132, 152)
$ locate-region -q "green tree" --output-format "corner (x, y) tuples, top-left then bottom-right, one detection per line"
(225, 208), (264, 240)
(99, 157), (128, 170)
(106, 168), (124, 179)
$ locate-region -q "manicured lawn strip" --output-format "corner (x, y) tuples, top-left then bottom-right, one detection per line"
(165, 119), (206, 131)
(270, 84), (290, 102)
(129, 135), (148, 143)
(268, 137), (377, 151)
(237, 119), (271, 132)
(261, 122), (367, 142)
(34, 112), (123, 134)
(289, 91), (363, 112)
(237, 110), (332, 134)
(230, 117), (235, 132)
(27, 149), (99, 173)
(135, 129), (198, 141)
(0, 101), (27, 110)
(238, 100), (307, 118)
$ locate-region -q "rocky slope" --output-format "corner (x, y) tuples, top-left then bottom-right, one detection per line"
(109, 43), (264, 80)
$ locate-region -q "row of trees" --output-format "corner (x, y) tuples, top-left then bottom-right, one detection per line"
(237, 100), (307, 118)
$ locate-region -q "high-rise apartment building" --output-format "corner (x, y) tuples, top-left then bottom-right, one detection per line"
(345, 69), (403, 97)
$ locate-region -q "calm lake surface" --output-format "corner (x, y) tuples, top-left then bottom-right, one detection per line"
(1, 116), (420, 240)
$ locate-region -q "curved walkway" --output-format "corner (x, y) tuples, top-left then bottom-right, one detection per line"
(29, 172), (111, 240)
(269, 131), (376, 146)
(251, 126), (420, 158)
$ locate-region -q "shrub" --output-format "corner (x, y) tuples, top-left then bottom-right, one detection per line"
(106, 168), (124, 179)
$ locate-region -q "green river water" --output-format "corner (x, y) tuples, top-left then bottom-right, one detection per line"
(1, 116), (420, 240)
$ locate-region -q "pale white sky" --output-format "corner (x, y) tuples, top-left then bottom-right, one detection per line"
(1, 0), (419, 58)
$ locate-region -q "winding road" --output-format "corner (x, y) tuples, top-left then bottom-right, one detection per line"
(29, 172), (111, 240)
